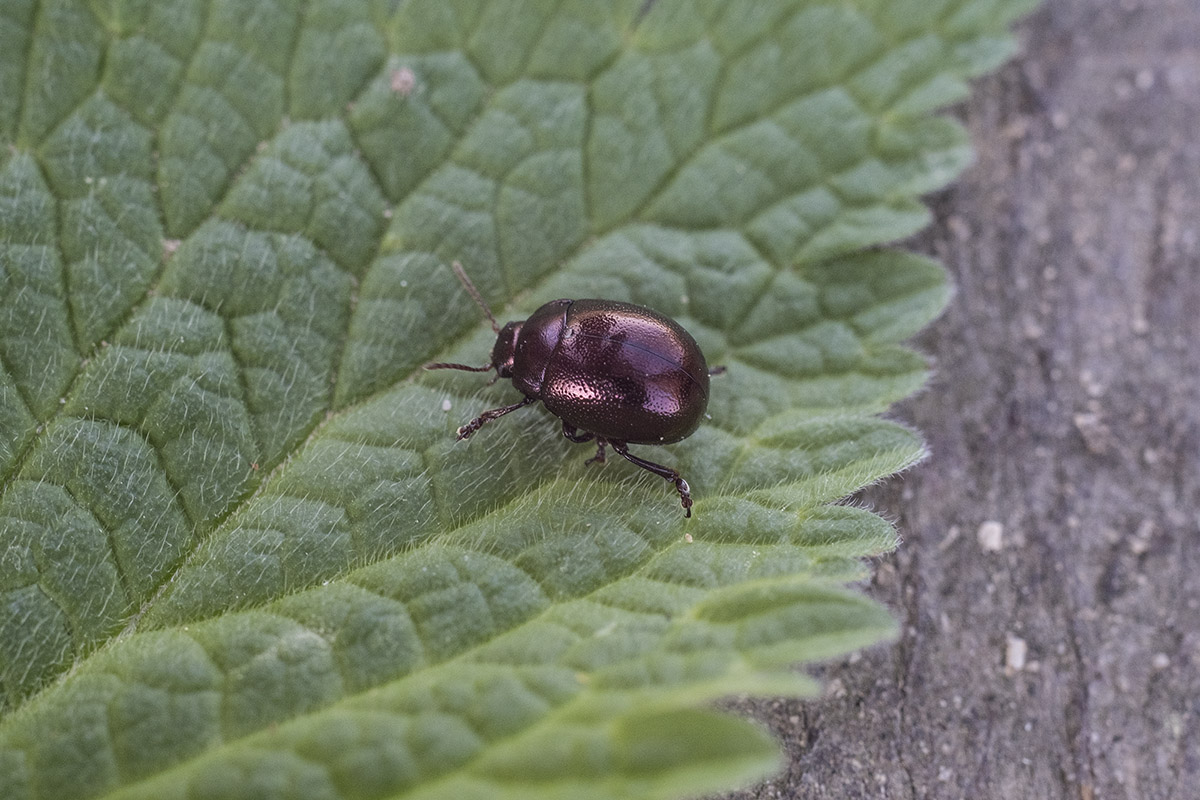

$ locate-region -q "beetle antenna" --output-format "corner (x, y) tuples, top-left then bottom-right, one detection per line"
(451, 261), (500, 334)
(424, 361), (494, 373)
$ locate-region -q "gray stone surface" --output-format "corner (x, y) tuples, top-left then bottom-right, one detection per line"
(727, 1), (1199, 797)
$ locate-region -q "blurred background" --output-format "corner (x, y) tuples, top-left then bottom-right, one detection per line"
(729, 1), (1199, 797)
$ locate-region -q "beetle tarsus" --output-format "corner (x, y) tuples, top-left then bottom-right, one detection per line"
(609, 441), (693, 517)
(456, 396), (536, 440)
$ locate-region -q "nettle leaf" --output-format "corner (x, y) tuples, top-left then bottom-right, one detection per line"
(0, 1), (1035, 798)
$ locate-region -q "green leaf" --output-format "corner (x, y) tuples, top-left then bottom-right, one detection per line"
(0, 1), (1035, 798)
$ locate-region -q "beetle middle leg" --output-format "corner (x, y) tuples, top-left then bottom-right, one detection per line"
(456, 396), (537, 440)
(562, 422), (607, 464)
(609, 441), (693, 518)
(560, 421), (593, 444)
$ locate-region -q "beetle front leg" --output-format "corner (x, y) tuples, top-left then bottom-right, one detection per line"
(456, 396), (537, 440)
(609, 441), (693, 517)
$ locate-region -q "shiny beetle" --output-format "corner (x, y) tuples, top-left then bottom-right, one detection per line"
(426, 262), (718, 516)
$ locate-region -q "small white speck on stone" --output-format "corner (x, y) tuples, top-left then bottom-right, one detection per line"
(683, 533), (693, 543)
(441, 398), (452, 411)
(937, 525), (961, 551)
(1152, 652), (1170, 670)
(1079, 369), (1105, 397)
(978, 520), (1004, 551)
(399, 279), (408, 288)
(1005, 633), (1027, 674)
(1073, 411), (1112, 454)
(1130, 520), (1154, 554)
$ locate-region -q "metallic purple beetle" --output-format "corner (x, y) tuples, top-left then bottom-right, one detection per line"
(426, 263), (719, 516)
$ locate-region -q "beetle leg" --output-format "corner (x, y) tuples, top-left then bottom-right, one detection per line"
(708, 365), (727, 376)
(560, 421), (594, 443)
(588, 438), (608, 465)
(562, 423), (607, 465)
(608, 441), (693, 518)
(456, 396), (537, 440)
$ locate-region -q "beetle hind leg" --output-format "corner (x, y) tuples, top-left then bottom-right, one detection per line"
(609, 441), (693, 518)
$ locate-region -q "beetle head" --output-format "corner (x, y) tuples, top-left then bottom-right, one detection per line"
(491, 320), (523, 378)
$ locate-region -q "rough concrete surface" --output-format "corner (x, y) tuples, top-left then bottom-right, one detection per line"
(726, 0), (1199, 797)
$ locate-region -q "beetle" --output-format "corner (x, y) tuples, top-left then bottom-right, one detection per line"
(426, 262), (719, 517)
